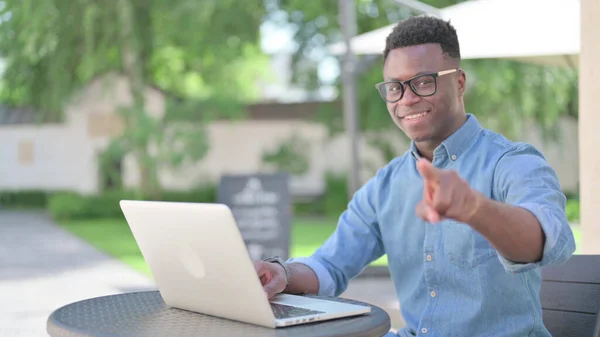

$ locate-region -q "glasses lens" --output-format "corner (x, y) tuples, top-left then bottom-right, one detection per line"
(410, 75), (436, 96)
(378, 82), (404, 102)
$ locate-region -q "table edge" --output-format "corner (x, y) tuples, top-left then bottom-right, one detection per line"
(46, 291), (392, 337)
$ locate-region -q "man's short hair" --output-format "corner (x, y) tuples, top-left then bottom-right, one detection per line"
(383, 15), (461, 62)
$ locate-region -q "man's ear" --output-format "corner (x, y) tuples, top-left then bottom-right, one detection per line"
(457, 70), (466, 97)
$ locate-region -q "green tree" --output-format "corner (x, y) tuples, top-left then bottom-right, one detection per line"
(0, 0), (270, 197)
(268, 0), (578, 164)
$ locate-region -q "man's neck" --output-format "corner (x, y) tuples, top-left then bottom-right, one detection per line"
(414, 141), (438, 162)
(414, 114), (468, 162)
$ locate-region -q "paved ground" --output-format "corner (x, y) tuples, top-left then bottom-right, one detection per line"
(0, 211), (156, 337)
(0, 210), (404, 336)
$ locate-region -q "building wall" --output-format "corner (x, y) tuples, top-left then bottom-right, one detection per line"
(0, 74), (165, 194)
(124, 116), (580, 196)
(0, 123), (99, 193)
(134, 120), (393, 196)
(524, 116), (579, 194)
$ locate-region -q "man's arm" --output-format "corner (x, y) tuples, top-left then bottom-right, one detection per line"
(468, 144), (576, 269)
(281, 262), (320, 295)
(282, 167), (388, 297)
(467, 193), (545, 263)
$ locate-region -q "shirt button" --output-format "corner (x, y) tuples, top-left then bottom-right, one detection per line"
(421, 328), (428, 334)
(426, 254), (432, 261)
(451, 155), (457, 160)
(430, 291), (437, 297)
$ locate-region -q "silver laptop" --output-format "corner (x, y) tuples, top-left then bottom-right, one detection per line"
(119, 200), (371, 328)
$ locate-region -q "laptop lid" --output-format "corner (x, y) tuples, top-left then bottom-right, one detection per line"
(119, 200), (278, 328)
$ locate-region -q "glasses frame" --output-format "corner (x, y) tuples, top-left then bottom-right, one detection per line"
(375, 68), (461, 103)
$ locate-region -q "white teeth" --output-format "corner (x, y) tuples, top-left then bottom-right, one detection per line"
(404, 111), (428, 120)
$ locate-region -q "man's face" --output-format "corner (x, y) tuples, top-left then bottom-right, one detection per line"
(382, 43), (465, 144)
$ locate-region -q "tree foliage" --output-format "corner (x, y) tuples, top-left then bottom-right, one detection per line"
(0, 0), (270, 197)
(0, 0), (268, 113)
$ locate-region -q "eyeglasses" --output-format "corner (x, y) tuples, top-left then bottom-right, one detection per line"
(375, 68), (461, 103)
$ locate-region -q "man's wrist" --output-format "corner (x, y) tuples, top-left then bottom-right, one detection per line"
(464, 189), (486, 224)
(465, 190), (498, 232)
(262, 256), (290, 285)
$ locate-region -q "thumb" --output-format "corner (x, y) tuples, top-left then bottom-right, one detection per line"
(417, 158), (440, 182)
(416, 200), (441, 223)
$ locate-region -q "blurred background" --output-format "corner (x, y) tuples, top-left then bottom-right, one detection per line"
(0, 0), (590, 335)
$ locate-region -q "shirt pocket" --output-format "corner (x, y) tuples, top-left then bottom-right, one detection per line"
(441, 220), (497, 268)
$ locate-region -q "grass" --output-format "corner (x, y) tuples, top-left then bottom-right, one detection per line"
(59, 218), (580, 277)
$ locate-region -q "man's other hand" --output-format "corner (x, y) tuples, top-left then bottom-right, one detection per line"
(253, 260), (287, 299)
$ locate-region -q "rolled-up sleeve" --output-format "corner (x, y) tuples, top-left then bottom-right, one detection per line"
(493, 143), (576, 273)
(287, 168), (386, 296)
(285, 256), (337, 296)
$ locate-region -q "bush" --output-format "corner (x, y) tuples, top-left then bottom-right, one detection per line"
(0, 190), (58, 209)
(321, 172), (350, 217)
(293, 199), (326, 217)
(48, 190), (138, 221)
(291, 172), (350, 218)
(566, 198), (580, 222)
(47, 192), (91, 220)
(160, 186), (216, 204)
(48, 185), (217, 221)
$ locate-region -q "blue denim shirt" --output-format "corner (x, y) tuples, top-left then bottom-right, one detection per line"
(289, 114), (576, 337)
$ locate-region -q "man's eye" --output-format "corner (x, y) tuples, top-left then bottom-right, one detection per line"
(387, 84), (401, 92)
(416, 78), (434, 87)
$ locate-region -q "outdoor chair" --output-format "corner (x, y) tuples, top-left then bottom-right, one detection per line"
(541, 254), (600, 337)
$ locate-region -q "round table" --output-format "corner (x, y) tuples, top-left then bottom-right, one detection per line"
(47, 291), (391, 337)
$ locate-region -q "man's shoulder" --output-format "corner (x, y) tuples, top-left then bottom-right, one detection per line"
(378, 151), (414, 176)
(476, 128), (553, 186)
(477, 128), (547, 161)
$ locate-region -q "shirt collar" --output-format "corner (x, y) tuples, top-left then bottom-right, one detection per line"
(410, 113), (483, 161)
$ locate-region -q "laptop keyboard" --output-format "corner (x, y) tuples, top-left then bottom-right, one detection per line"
(270, 302), (325, 319)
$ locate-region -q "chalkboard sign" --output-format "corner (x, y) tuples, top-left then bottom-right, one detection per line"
(217, 172), (291, 261)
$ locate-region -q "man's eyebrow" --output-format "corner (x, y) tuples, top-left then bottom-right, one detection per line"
(385, 71), (433, 81)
